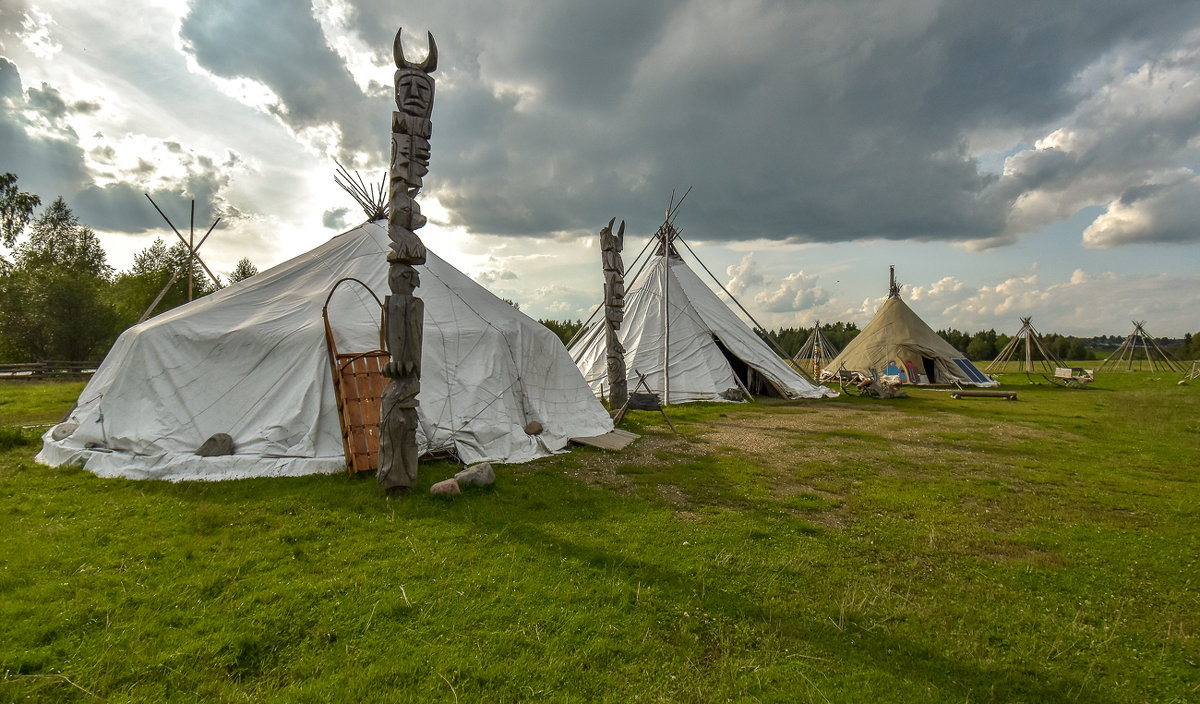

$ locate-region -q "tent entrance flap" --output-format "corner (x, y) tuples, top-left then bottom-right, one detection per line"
(323, 277), (388, 474)
(922, 357), (937, 384)
(712, 335), (782, 398)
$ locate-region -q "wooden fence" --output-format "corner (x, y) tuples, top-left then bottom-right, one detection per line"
(0, 361), (101, 379)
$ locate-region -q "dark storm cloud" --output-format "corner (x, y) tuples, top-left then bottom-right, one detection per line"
(317, 0), (1198, 245)
(179, 0), (385, 161)
(157, 0), (1200, 245)
(10, 1), (1192, 249)
(73, 169), (227, 235)
(0, 58), (90, 202)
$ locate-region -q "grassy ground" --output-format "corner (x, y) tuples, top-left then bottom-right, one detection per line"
(1, 371), (1197, 702)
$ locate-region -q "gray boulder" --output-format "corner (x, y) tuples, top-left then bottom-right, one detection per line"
(51, 422), (79, 441)
(195, 432), (235, 457)
(454, 461), (496, 487)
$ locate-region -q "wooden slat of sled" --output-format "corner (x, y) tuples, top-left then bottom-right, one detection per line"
(334, 351), (389, 473)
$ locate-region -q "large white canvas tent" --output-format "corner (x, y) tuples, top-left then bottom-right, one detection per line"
(823, 269), (997, 387)
(569, 221), (836, 404)
(38, 219), (613, 480)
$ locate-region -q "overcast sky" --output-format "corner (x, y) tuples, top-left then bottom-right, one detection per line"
(3, 0), (1199, 336)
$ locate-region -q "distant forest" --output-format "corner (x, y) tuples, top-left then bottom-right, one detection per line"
(3, 173), (1198, 365)
(536, 318), (1200, 363)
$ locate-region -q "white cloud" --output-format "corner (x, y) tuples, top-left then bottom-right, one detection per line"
(908, 276), (965, 301)
(19, 7), (60, 59)
(1083, 176), (1200, 247)
(753, 270), (829, 313)
(725, 253), (762, 296)
(941, 269), (1200, 335)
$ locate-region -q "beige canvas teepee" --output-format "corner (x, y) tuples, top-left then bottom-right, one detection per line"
(822, 268), (996, 387)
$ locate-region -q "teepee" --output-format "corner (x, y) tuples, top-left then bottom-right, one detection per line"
(792, 321), (842, 379)
(1096, 321), (1184, 373)
(38, 218), (614, 481)
(569, 205), (836, 404)
(823, 268), (996, 387)
(986, 317), (1064, 375)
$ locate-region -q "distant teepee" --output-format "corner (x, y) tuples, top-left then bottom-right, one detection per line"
(986, 317), (1064, 375)
(822, 267), (996, 386)
(1096, 321), (1184, 373)
(792, 321), (842, 379)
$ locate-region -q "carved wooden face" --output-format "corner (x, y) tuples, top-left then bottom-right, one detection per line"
(396, 69), (434, 118)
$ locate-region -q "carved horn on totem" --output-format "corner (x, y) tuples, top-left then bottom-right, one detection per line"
(393, 28), (438, 72)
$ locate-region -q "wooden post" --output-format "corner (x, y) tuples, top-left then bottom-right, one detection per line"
(377, 28), (437, 495)
(188, 200), (195, 301)
(600, 217), (628, 411)
(662, 224), (670, 406)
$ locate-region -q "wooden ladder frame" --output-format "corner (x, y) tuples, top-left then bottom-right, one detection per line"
(322, 278), (389, 474)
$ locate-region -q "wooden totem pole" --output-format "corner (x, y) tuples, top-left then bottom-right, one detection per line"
(378, 29), (437, 494)
(600, 217), (628, 410)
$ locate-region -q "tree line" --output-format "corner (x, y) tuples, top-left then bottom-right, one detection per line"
(0, 174), (257, 362)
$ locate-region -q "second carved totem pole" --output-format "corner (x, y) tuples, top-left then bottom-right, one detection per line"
(600, 217), (628, 410)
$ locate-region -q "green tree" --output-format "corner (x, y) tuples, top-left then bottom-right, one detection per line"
(229, 257), (259, 283)
(1064, 337), (1090, 361)
(109, 237), (220, 327)
(938, 328), (971, 355)
(539, 318), (582, 346)
(0, 197), (116, 361)
(965, 331), (996, 361)
(1, 173), (42, 252)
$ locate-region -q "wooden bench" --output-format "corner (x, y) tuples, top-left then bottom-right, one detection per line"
(1053, 367), (1094, 388)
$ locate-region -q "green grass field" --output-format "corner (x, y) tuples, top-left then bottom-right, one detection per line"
(1, 371), (1197, 702)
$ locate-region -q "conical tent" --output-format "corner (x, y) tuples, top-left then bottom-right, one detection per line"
(38, 219), (614, 480)
(986, 317), (1064, 374)
(570, 248), (836, 404)
(1096, 321), (1184, 373)
(823, 281), (996, 387)
(792, 321), (841, 379)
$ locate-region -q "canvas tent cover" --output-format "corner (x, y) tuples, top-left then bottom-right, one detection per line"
(571, 255), (836, 403)
(823, 296), (997, 387)
(38, 220), (613, 480)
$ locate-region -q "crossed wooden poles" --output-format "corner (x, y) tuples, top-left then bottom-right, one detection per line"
(138, 194), (223, 323)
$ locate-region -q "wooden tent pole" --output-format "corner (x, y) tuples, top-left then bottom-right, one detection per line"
(662, 224), (670, 406)
(188, 200), (195, 301)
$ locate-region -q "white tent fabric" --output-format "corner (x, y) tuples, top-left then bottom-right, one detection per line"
(570, 254), (836, 403)
(38, 220), (613, 480)
(823, 295), (998, 387)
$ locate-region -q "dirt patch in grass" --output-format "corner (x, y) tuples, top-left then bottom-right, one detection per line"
(564, 434), (696, 495)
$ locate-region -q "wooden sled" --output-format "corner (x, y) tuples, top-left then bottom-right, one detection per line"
(322, 277), (388, 474)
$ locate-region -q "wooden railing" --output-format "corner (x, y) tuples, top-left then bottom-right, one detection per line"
(0, 361), (101, 378)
